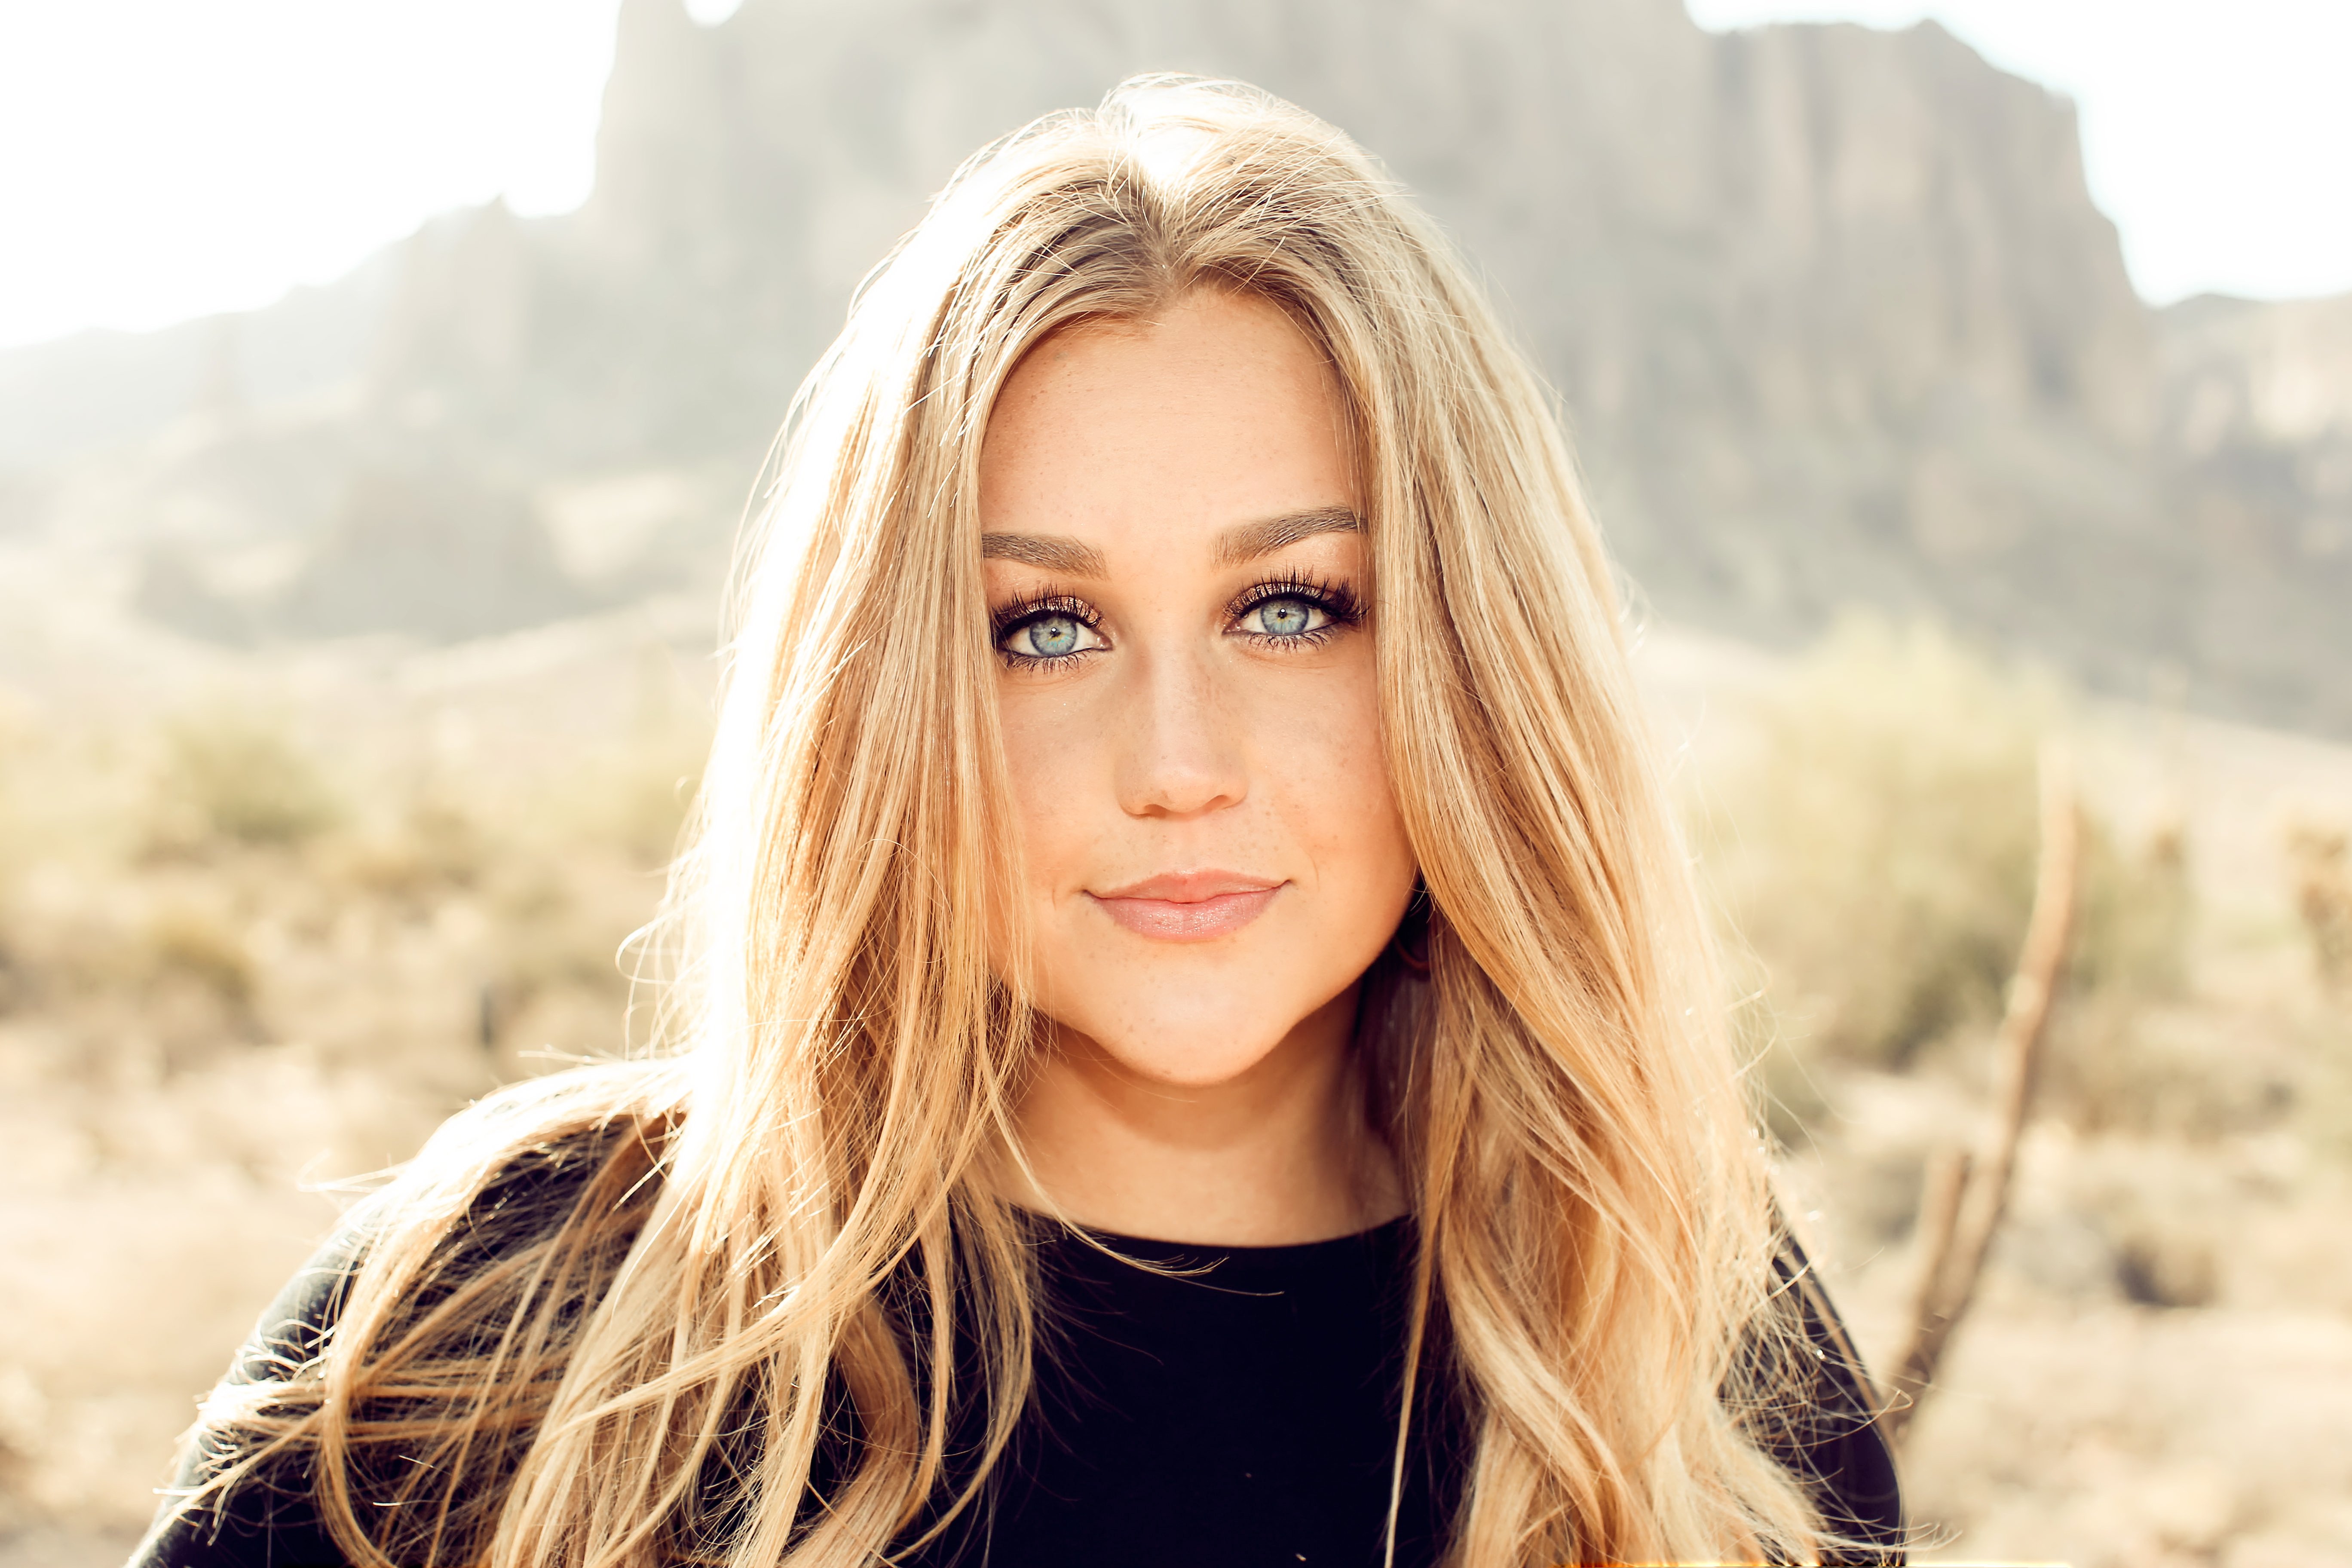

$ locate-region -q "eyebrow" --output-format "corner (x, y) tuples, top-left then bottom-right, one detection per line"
(1213, 505), (1362, 567)
(978, 533), (1109, 576)
(979, 506), (1360, 578)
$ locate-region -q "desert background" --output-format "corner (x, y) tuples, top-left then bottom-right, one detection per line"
(2, 1), (2349, 1564)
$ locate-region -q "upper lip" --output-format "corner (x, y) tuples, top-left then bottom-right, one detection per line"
(1091, 871), (1282, 902)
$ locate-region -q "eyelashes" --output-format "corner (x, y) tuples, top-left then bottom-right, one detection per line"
(989, 572), (1364, 668)
(991, 594), (1106, 664)
(1226, 569), (1363, 634)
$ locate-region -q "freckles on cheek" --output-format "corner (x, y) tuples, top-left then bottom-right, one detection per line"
(1000, 695), (1101, 908)
(1260, 675), (1400, 877)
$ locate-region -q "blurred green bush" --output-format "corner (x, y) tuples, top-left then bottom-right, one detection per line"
(1703, 616), (2049, 1070)
(1700, 616), (2199, 1121)
(149, 705), (342, 851)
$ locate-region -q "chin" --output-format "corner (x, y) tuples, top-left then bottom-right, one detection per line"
(1086, 1019), (1296, 1088)
(1043, 966), (1360, 1090)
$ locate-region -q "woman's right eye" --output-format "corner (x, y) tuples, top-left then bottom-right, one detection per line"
(998, 611), (1107, 661)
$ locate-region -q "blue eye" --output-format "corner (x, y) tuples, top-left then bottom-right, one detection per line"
(1240, 596), (1327, 637)
(1025, 615), (1081, 655)
(998, 608), (1105, 661)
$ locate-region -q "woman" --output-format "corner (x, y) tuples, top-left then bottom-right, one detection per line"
(139, 77), (1901, 1568)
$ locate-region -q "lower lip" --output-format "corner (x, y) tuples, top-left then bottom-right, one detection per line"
(1089, 888), (1280, 942)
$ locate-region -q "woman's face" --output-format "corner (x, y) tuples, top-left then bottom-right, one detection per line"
(979, 289), (1417, 1090)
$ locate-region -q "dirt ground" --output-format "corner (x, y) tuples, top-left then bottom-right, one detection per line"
(1642, 626), (2352, 1568)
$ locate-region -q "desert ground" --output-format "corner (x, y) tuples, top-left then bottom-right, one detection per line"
(2, 561), (2348, 1566)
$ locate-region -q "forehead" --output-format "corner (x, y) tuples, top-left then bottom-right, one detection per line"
(977, 290), (1357, 543)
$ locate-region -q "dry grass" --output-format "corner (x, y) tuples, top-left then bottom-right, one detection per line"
(1648, 617), (2352, 1567)
(1692, 617), (2052, 1072)
(0, 608), (710, 1562)
(2285, 823), (2352, 996)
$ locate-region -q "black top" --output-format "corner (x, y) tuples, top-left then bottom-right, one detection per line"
(943, 1220), (1459, 1567)
(139, 1181), (1902, 1567)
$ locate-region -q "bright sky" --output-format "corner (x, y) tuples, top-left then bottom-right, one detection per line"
(1687, 0), (2352, 305)
(0, 0), (628, 349)
(0, 0), (2343, 352)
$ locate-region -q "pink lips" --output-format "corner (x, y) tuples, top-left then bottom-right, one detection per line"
(1088, 871), (1283, 942)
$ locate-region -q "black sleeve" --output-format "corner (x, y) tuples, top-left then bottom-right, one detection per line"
(132, 1134), (637, 1568)
(131, 1224), (368, 1568)
(1766, 1233), (1906, 1565)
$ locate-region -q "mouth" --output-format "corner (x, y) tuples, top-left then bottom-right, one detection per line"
(1087, 871), (1285, 943)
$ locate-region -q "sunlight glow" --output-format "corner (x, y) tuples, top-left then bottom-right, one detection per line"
(0, 1), (2342, 352)
(0, 0), (623, 349)
(1686, 0), (2352, 304)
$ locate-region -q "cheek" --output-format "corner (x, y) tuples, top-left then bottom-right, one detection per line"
(997, 689), (1106, 901)
(1262, 665), (1414, 905)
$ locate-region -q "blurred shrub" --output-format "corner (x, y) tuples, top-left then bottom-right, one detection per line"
(0, 1366), (40, 1532)
(2073, 821), (2194, 997)
(145, 903), (256, 1015)
(0, 690), (28, 871)
(2285, 822), (2352, 994)
(1706, 616), (2202, 1091)
(2049, 994), (2293, 1142)
(2291, 1013), (2352, 1161)
(536, 740), (703, 870)
(2064, 1140), (2229, 1308)
(322, 796), (487, 905)
(149, 706), (341, 851)
(2035, 819), (2276, 1142)
(1704, 616), (2048, 1069)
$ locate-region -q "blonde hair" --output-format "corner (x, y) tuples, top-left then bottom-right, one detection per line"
(157, 77), (1844, 1566)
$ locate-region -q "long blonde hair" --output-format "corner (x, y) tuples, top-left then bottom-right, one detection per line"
(163, 77), (1841, 1566)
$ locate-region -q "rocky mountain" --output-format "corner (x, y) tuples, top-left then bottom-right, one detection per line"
(4, 0), (2346, 730)
(2148, 292), (2352, 719)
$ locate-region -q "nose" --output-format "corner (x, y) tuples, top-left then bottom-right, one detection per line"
(1111, 642), (1249, 820)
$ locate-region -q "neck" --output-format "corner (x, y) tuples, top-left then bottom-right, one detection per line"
(1003, 986), (1405, 1246)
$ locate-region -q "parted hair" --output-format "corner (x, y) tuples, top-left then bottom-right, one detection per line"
(153, 76), (1847, 1566)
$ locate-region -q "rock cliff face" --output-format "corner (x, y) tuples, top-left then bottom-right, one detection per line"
(4, 0), (2346, 730)
(2150, 293), (2352, 724)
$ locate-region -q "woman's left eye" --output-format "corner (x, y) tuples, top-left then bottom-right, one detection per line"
(997, 608), (1107, 661)
(1236, 596), (1331, 638)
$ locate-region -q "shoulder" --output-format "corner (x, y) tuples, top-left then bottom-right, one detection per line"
(135, 1073), (680, 1568)
(292, 1061), (686, 1340)
(253, 1121), (643, 1364)
(245, 1097), (667, 1360)
(1757, 1230), (1906, 1562)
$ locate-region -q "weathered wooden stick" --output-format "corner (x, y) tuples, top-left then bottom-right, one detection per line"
(1881, 745), (2080, 1447)
(1900, 1145), (1972, 1342)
